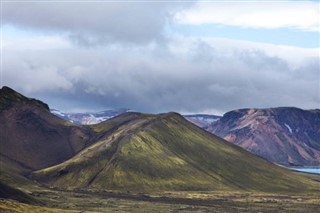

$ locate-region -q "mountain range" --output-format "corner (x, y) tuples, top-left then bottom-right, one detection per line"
(1, 86), (320, 212)
(52, 106), (320, 166)
(1, 86), (318, 194)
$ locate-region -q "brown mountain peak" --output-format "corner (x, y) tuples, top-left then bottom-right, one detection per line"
(0, 86), (49, 112)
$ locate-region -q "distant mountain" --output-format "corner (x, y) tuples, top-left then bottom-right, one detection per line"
(2, 86), (318, 193)
(207, 108), (320, 166)
(52, 110), (221, 127)
(51, 109), (132, 125)
(183, 114), (221, 128)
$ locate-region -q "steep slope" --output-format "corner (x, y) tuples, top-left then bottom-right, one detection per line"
(0, 86), (93, 170)
(207, 108), (320, 166)
(33, 112), (319, 193)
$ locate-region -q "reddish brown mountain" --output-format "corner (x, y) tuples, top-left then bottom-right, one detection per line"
(207, 108), (320, 166)
(0, 86), (92, 170)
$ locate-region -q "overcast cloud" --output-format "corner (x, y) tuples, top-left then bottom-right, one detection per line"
(3, 1), (191, 45)
(1, 1), (319, 114)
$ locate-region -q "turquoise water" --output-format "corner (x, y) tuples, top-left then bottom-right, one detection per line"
(289, 166), (320, 174)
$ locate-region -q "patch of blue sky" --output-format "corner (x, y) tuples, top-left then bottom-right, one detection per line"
(169, 24), (319, 48)
(2, 25), (61, 38)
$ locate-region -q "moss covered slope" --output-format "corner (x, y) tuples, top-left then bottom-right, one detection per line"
(33, 112), (319, 193)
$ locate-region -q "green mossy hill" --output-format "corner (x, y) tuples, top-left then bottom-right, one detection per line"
(0, 86), (49, 112)
(33, 112), (320, 193)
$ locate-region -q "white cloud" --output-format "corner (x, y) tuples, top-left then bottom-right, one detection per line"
(175, 1), (320, 32)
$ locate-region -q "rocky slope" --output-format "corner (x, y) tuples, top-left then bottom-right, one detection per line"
(207, 108), (320, 166)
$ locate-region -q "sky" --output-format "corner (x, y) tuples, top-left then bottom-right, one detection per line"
(1, 0), (319, 115)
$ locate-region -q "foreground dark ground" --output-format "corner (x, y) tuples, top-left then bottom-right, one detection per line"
(1, 176), (320, 213)
(1, 190), (320, 213)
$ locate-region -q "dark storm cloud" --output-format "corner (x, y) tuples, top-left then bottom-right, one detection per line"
(2, 1), (192, 45)
(3, 37), (319, 114)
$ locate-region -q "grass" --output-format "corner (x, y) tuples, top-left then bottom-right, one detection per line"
(0, 199), (89, 213)
(1, 187), (320, 213)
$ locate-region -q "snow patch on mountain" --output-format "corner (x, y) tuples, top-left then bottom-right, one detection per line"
(51, 109), (132, 125)
(284, 123), (293, 134)
(183, 114), (221, 128)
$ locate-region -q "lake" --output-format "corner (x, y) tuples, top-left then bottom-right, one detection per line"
(289, 166), (320, 174)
